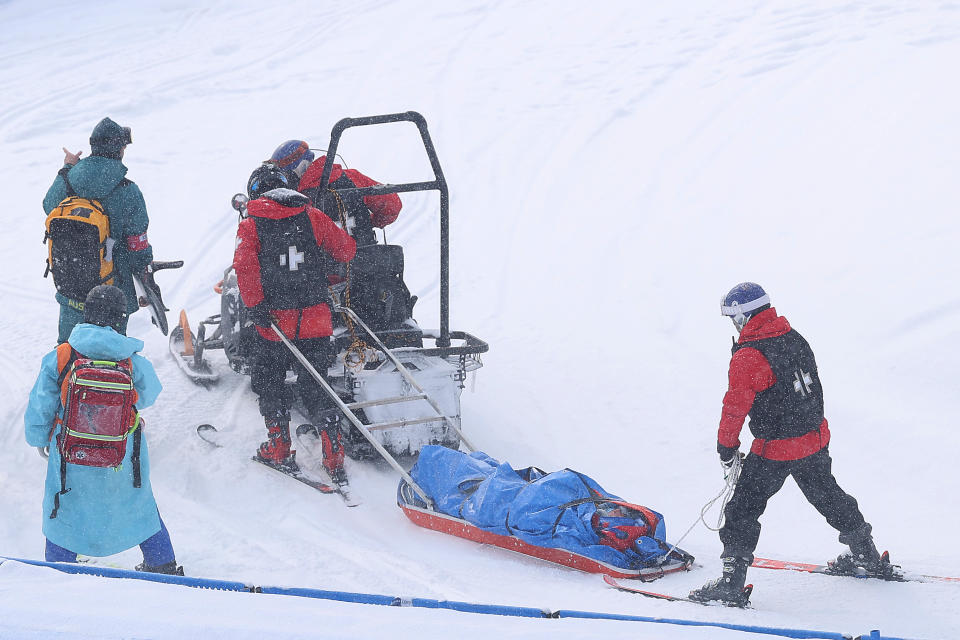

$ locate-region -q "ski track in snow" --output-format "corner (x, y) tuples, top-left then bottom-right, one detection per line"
(2, 1), (960, 638)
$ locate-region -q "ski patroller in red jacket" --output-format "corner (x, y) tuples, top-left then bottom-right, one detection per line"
(298, 157), (401, 245)
(233, 189), (356, 342)
(718, 307), (831, 461)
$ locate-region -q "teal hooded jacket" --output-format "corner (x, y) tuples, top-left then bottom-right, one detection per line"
(24, 323), (163, 556)
(43, 155), (154, 314)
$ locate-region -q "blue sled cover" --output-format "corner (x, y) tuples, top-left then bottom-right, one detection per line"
(400, 446), (678, 570)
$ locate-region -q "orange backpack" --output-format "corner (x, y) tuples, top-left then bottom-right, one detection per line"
(43, 169), (116, 302)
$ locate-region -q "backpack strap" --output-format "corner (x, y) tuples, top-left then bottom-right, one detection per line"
(52, 344), (78, 430)
(131, 420), (143, 489)
(49, 344), (79, 519)
(58, 167), (77, 198)
(120, 357), (143, 489)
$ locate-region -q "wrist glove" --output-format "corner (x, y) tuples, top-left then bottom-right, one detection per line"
(247, 304), (274, 328)
(718, 443), (745, 478)
(140, 265), (168, 311)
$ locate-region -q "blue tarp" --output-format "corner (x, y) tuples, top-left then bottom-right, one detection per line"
(402, 446), (670, 569)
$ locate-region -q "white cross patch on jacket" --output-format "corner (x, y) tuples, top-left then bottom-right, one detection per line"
(280, 245), (305, 271)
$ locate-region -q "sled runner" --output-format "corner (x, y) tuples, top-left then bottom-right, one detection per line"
(397, 446), (694, 580)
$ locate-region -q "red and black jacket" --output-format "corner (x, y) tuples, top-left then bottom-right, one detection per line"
(298, 157), (402, 247)
(718, 308), (830, 461)
(233, 189), (356, 341)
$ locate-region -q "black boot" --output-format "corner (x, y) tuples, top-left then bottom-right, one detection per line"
(830, 524), (900, 578)
(688, 555), (752, 606)
(135, 560), (184, 576)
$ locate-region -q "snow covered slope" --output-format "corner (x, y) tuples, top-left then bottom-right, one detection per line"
(2, 1), (959, 638)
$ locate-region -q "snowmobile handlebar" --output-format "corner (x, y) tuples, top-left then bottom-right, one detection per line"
(150, 260), (183, 272)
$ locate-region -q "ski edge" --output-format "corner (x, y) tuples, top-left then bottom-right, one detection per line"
(602, 574), (752, 608)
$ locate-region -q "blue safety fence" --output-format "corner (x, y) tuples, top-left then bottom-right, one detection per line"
(0, 556), (916, 639)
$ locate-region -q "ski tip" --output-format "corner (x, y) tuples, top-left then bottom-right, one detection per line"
(197, 424), (216, 433)
(295, 423), (319, 438)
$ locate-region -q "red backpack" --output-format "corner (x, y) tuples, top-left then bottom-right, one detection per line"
(49, 343), (142, 518)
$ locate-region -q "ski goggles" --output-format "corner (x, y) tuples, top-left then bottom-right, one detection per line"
(720, 294), (770, 331)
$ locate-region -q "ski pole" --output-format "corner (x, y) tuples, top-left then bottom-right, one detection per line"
(268, 321), (435, 508)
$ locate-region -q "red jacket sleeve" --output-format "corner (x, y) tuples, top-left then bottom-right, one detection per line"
(307, 207), (357, 263)
(717, 347), (776, 449)
(233, 218), (265, 308)
(343, 168), (402, 228)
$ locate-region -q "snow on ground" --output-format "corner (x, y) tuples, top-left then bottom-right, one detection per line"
(2, 1), (959, 638)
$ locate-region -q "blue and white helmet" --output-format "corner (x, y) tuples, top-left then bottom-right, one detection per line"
(270, 140), (315, 180)
(720, 282), (770, 332)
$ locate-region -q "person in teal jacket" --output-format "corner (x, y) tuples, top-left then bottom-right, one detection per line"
(24, 285), (182, 574)
(42, 117), (157, 343)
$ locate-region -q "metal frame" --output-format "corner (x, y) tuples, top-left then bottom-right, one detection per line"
(318, 112), (452, 347)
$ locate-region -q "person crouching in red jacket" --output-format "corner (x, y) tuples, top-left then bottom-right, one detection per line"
(269, 139), (402, 248)
(233, 164), (356, 480)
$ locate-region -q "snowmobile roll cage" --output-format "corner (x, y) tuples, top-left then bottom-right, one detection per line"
(319, 112), (456, 348)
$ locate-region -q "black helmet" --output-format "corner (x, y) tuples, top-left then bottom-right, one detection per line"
(84, 285), (127, 330)
(246, 163), (292, 199)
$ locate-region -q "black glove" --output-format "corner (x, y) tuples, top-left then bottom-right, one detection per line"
(140, 266), (168, 311)
(247, 304), (274, 328)
(718, 443), (745, 478)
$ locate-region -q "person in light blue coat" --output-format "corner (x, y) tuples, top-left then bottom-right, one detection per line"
(24, 285), (182, 574)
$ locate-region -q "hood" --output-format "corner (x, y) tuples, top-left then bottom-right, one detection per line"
(68, 323), (145, 360)
(297, 156), (343, 191)
(738, 307), (791, 343)
(66, 156), (128, 199)
(246, 188), (310, 220)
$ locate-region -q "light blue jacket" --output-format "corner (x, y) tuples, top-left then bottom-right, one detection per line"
(24, 323), (163, 556)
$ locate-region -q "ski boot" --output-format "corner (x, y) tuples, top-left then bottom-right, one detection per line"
(255, 413), (297, 472)
(317, 411), (347, 485)
(688, 555), (753, 607)
(135, 560), (184, 576)
(828, 524), (902, 580)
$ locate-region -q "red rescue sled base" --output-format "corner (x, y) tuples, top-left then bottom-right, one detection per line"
(400, 503), (694, 581)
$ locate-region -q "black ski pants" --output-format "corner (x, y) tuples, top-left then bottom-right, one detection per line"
(719, 447), (867, 560)
(250, 335), (336, 421)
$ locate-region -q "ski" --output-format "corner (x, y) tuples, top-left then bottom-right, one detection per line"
(294, 423), (360, 507)
(251, 456), (340, 496)
(752, 555), (959, 584)
(196, 424), (351, 501)
(602, 574), (752, 608)
(196, 423), (226, 447)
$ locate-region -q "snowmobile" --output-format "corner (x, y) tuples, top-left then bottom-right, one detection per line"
(170, 112), (488, 461)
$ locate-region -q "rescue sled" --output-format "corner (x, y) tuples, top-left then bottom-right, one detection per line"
(397, 447), (695, 581)
(170, 112), (488, 459)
